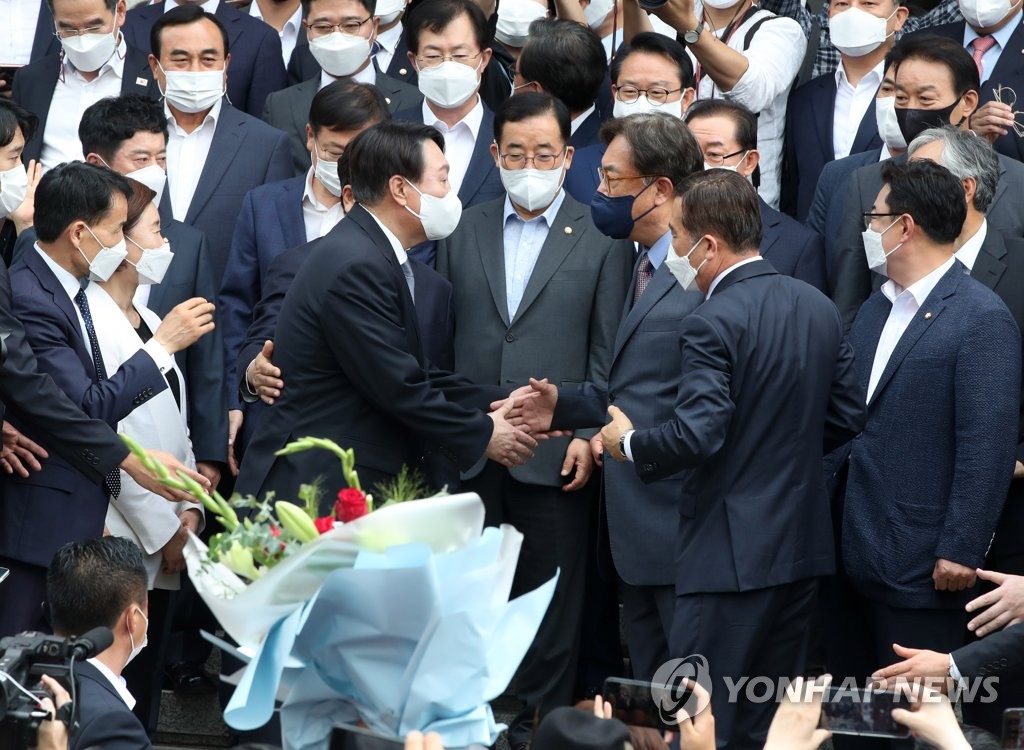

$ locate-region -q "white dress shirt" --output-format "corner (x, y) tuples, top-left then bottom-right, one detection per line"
(955, 219), (987, 272)
(364, 206), (409, 265)
(40, 35), (127, 170)
(302, 167), (346, 240)
(502, 189), (565, 320)
(375, 21), (404, 76)
(833, 61), (883, 160)
(570, 104), (596, 136)
(87, 658), (137, 710)
(318, 58), (377, 91)
(964, 10), (1023, 83)
(250, 0), (303, 67)
(0, 0), (38, 65)
(166, 98), (222, 222)
(422, 95), (484, 195)
(166, 0), (221, 12)
(866, 255), (956, 401)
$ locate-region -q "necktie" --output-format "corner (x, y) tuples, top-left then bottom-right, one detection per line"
(971, 35), (996, 80)
(74, 283), (121, 499)
(633, 250), (655, 306)
(401, 260), (415, 304)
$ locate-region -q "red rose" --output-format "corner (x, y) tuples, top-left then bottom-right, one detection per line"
(314, 516), (335, 535)
(335, 488), (368, 523)
(269, 525), (281, 538)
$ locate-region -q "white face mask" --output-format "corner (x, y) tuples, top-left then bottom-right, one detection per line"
(417, 59), (482, 109)
(404, 179), (463, 240)
(495, 0), (547, 46)
(308, 32), (372, 78)
(0, 163), (28, 218)
(703, 0), (741, 9)
(159, 63), (225, 114)
(828, 7), (896, 57)
(584, 0), (614, 28)
(874, 95), (907, 151)
(126, 237), (174, 285)
(125, 164), (166, 208)
(959, 0), (1022, 29)
(612, 94), (684, 119)
(60, 25), (119, 72)
(312, 141), (343, 197)
(125, 606), (149, 668)
(665, 236), (709, 291)
(499, 156), (566, 212)
(80, 225), (129, 282)
(375, 0), (405, 25)
(862, 216), (903, 274)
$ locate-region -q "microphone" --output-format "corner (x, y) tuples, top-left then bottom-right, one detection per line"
(70, 627), (114, 659)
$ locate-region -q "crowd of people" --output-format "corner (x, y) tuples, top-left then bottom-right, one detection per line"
(2, 0), (1024, 746)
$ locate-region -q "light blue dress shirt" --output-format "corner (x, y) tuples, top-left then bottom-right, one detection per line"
(501, 189), (567, 321)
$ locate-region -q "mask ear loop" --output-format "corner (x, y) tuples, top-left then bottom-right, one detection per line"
(993, 85), (1024, 137)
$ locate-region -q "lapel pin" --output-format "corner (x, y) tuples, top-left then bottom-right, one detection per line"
(924, 312), (932, 320)
(399, 68), (408, 76)
(564, 226), (572, 234)
(385, 97), (392, 104)
(136, 77), (148, 87)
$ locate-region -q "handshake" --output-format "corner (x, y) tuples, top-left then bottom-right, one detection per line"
(484, 378), (563, 468)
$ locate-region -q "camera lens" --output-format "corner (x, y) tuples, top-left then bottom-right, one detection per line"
(637, 0), (670, 10)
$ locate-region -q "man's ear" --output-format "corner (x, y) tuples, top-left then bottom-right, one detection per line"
(490, 140), (500, 168)
(739, 149), (760, 179)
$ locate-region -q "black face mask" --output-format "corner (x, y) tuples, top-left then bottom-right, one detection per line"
(895, 97), (965, 144)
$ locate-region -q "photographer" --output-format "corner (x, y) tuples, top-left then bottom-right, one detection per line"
(36, 675), (71, 750)
(46, 537), (152, 750)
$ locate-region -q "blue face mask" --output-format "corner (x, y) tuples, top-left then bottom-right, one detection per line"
(590, 180), (659, 240)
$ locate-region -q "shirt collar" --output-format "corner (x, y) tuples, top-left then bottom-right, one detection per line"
(570, 104), (596, 135)
(965, 9), (1022, 51)
(166, 0), (221, 12)
(165, 96), (223, 132)
(87, 658), (136, 710)
(706, 255), (763, 299)
(955, 219), (987, 271)
(881, 254), (957, 305)
(422, 95), (484, 140)
(377, 21), (403, 54)
(302, 167), (328, 210)
(62, 33), (127, 78)
(249, 0), (303, 31)
(319, 60), (377, 90)
(834, 58), (884, 90)
(502, 188), (566, 227)
(646, 230), (673, 269)
(363, 207), (409, 265)
(35, 243), (85, 301)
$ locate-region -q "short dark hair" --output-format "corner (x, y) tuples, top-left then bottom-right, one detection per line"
(0, 98), (38, 149)
(47, 0), (116, 16)
(674, 169), (762, 253)
(301, 0), (376, 18)
(880, 159), (967, 245)
(125, 178), (156, 234)
(610, 32), (695, 89)
(47, 537), (147, 636)
(494, 92), (570, 145)
(347, 121), (445, 204)
(309, 80), (390, 135)
(34, 162), (133, 243)
(600, 112), (704, 186)
(887, 35), (979, 101)
(685, 99), (758, 151)
(152, 5), (230, 60)
(79, 94), (168, 163)
(404, 0), (490, 55)
(518, 19), (607, 114)
(337, 148), (352, 187)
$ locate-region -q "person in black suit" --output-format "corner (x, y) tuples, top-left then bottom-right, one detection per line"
(46, 536), (154, 750)
(686, 99), (828, 292)
(516, 169), (865, 748)
(235, 121), (536, 505)
(123, 0), (287, 117)
(0, 100), (41, 266)
(781, 0), (906, 220)
(11, 0), (160, 169)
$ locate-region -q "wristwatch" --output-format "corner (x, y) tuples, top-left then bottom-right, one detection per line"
(683, 19), (705, 44)
(619, 432), (628, 458)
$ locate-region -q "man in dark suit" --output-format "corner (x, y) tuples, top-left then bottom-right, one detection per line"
(436, 93), (632, 748)
(517, 170), (865, 748)
(148, 6), (293, 284)
(0, 100), (38, 266)
(12, 0), (160, 168)
(221, 81), (388, 460)
(47, 536), (154, 750)
(264, 0), (421, 173)
(0, 0), (59, 99)
(0, 163), (213, 637)
(781, 0), (905, 221)
(686, 99), (828, 292)
(235, 121), (536, 503)
(838, 160), (1019, 710)
(123, 0), (287, 117)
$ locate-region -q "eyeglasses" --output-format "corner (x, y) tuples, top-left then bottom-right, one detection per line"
(863, 212), (899, 229)
(993, 84), (1024, 138)
(416, 52), (481, 69)
(54, 23), (110, 38)
(613, 85), (684, 105)
(703, 148), (746, 167)
(597, 167), (656, 187)
(316, 140), (346, 161)
(498, 148), (566, 170)
(306, 17), (371, 35)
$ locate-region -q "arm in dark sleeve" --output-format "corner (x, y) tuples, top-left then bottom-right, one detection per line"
(794, 229), (828, 294)
(824, 334), (866, 453)
(829, 177), (873, 333)
(218, 193), (261, 411)
(953, 623), (1024, 680)
(245, 30), (287, 117)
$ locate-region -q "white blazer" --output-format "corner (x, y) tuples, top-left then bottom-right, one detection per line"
(86, 283), (204, 590)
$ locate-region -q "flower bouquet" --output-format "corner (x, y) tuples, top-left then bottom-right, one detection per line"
(123, 435), (556, 750)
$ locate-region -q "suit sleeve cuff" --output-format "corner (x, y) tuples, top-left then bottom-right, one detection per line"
(949, 653), (966, 687)
(623, 430), (636, 462)
(143, 339), (173, 374)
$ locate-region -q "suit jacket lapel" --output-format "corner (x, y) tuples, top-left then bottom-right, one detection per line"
(32, 0), (57, 59)
(612, 265), (675, 363)
(292, 77), (318, 147)
(185, 105), (244, 224)
(812, 78), (837, 163)
(27, 56), (60, 133)
(474, 201), (510, 328)
(386, 35), (415, 82)
(458, 106), (496, 206)
(120, 46), (154, 95)
(987, 20), (1024, 88)
(24, 250), (93, 366)
(851, 97), (882, 153)
(758, 201), (781, 260)
(851, 298), (888, 396)
(280, 177), (308, 246)
(973, 226), (1008, 291)
(513, 197), (586, 320)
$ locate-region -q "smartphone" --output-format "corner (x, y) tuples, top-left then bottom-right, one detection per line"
(1003, 708), (1024, 748)
(819, 687), (911, 738)
(329, 725), (404, 750)
(0, 66), (21, 93)
(0, 567), (8, 584)
(602, 676), (690, 732)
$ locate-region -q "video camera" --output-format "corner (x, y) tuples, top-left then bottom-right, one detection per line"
(0, 627), (112, 750)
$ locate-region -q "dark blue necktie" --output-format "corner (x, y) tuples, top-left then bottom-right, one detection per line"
(74, 282), (122, 499)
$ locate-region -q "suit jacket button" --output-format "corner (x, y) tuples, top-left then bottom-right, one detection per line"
(608, 391), (615, 403)
(980, 667), (988, 676)
(505, 333), (515, 343)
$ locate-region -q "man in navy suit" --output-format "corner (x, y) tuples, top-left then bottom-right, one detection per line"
(687, 99), (828, 292)
(47, 536), (154, 750)
(518, 170), (865, 748)
(147, 6), (293, 284)
(123, 0), (287, 117)
(12, 0), (160, 168)
(781, 0), (905, 221)
(220, 80), (388, 460)
(0, 163), (213, 637)
(838, 160), (1019, 702)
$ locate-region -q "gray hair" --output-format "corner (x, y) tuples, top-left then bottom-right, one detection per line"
(908, 126), (999, 214)
(599, 112), (704, 186)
